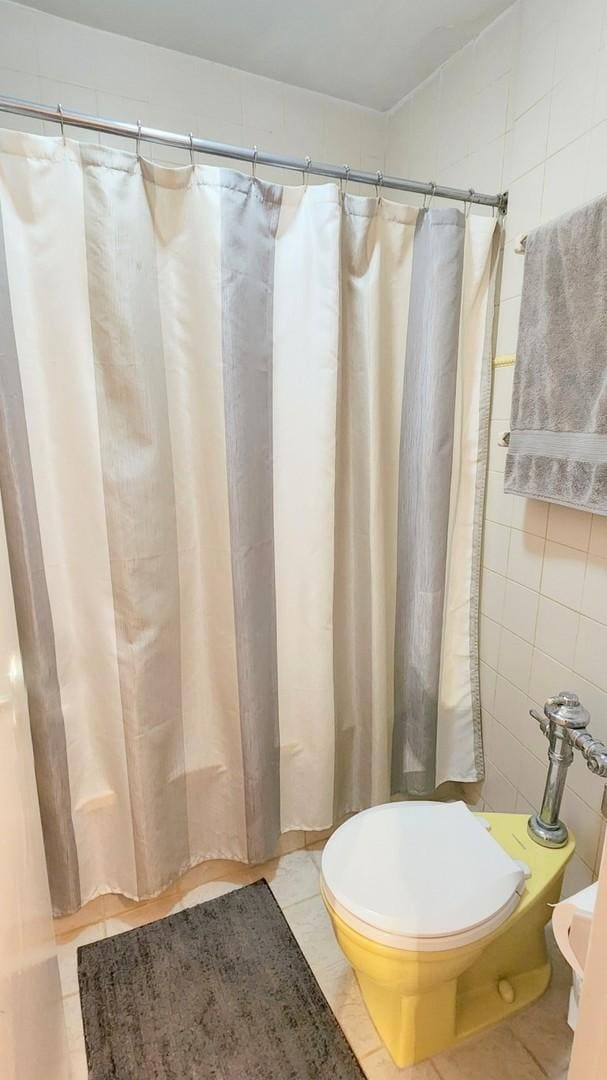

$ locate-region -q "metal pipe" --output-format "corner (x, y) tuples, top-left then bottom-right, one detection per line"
(528, 692), (593, 848)
(0, 93), (508, 212)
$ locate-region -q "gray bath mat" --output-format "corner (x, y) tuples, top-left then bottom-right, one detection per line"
(78, 878), (365, 1079)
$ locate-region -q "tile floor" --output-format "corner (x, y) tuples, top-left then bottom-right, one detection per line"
(55, 839), (573, 1080)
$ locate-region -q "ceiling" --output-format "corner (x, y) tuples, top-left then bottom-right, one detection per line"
(20, 0), (513, 111)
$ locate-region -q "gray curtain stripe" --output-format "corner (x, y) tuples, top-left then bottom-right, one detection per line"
(82, 162), (189, 898)
(468, 228), (501, 780)
(0, 204), (81, 915)
(332, 211), (376, 820)
(220, 173), (282, 863)
(392, 208), (466, 796)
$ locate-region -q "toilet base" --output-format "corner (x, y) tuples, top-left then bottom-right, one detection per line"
(322, 813), (575, 1067)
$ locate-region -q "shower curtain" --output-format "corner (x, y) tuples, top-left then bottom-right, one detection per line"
(0, 129), (498, 915)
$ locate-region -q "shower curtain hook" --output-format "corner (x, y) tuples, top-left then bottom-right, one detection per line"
(136, 119), (142, 158)
(424, 181), (436, 209)
(251, 145), (258, 179)
(340, 164), (350, 196)
(189, 132), (194, 166)
(375, 170), (384, 203)
(302, 155), (312, 185)
(465, 188), (475, 218)
(57, 103), (65, 142)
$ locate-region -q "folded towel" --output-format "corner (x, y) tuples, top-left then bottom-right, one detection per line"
(504, 194), (607, 515)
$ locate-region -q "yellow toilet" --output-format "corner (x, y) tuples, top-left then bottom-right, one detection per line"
(320, 801), (574, 1067)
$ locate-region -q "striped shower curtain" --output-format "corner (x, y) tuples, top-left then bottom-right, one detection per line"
(0, 130), (498, 915)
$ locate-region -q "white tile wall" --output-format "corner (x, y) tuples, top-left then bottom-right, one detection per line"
(0, 0), (386, 183)
(386, 0), (607, 887)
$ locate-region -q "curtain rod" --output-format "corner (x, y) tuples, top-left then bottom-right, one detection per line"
(0, 93), (508, 212)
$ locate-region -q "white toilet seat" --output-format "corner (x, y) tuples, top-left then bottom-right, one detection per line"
(320, 801), (527, 952)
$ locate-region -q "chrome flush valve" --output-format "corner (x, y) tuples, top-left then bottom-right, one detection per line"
(527, 691), (595, 848)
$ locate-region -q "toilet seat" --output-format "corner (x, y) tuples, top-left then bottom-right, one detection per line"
(320, 801), (527, 952)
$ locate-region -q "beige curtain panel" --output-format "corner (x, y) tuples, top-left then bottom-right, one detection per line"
(0, 130), (498, 915)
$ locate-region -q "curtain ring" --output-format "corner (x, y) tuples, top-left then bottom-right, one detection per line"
(189, 132), (194, 166)
(302, 155), (311, 185)
(375, 170), (384, 203)
(251, 145), (258, 179)
(57, 103), (65, 142)
(135, 119), (142, 157)
(340, 164), (350, 195)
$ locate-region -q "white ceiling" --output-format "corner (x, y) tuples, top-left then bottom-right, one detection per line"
(19, 0), (513, 111)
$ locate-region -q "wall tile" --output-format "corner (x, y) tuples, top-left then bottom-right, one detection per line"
(0, 2), (38, 72)
(491, 365), (515, 420)
(574, 616), (607, 691)
(502, 579), (539, 643)
(493, 674), (531, 747)
(528, 648), (574, 709)
(562, 854), (594, 896)
(511, 26), (557, 120)
(498, 628), (533, 692)
(483, 761), (518, 812)
(519, 0), (567, 44)
(473, 6), (519, 93)
(581, 553), (607, 625)
(540, 540), (586, 608)
(480, 614), (501, 668)
(534, 595), (580, 667)
(510, 496), (548, 537)
(504, 163), (545, 240)
(485, 470), (513, 527)
(485, 716), (523, 788)
(541, 132), (590, 223)
(567, 749), (605, 814)
(480, 568), (507, 622)
(554, 0), (605, 83)
(547, 59), (598, 157)
(469, 73), (510, 154)
(589, 514), (607, 557)
(483, 521), (511, 575)
(507, 94), (551, 182)
(480, 660), (498, 714)
(546, 505), (592, 551)
(517, 746), (546, 810)
(561, 786), (602, 867)
(507, 529), (545, 590)
(496, 295), (521, 354)
(0, 68), (43, 133)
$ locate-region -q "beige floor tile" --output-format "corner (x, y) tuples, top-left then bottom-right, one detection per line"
(104, 892), (183, 937)
(508, 979), (573, 1077)
(308, 847), (323, 869)
(323, 966), (383, 1060)
(69, 1045), (89, 1080)
(432, 1025), (547, 1079)
(179, 868), (258, 910)
(253, 849), (320, 907)
(57, 921), (107, 997)
(361, 1046), (441, 1079)
(281, 893), (347, 989)
(62, 993), (85, 1058)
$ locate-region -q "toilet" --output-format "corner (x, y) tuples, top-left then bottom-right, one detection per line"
(320, 801), (574, 1067)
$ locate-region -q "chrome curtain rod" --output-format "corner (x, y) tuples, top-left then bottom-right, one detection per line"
(0, 93), (508, 212)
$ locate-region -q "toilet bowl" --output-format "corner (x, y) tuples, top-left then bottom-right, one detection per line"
(320, 801), (575, 1067)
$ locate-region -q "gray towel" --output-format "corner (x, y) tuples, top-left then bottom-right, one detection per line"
(504, 194), (607, 514)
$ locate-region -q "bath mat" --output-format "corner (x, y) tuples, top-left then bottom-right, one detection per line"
(78, 878), (365, 1079)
